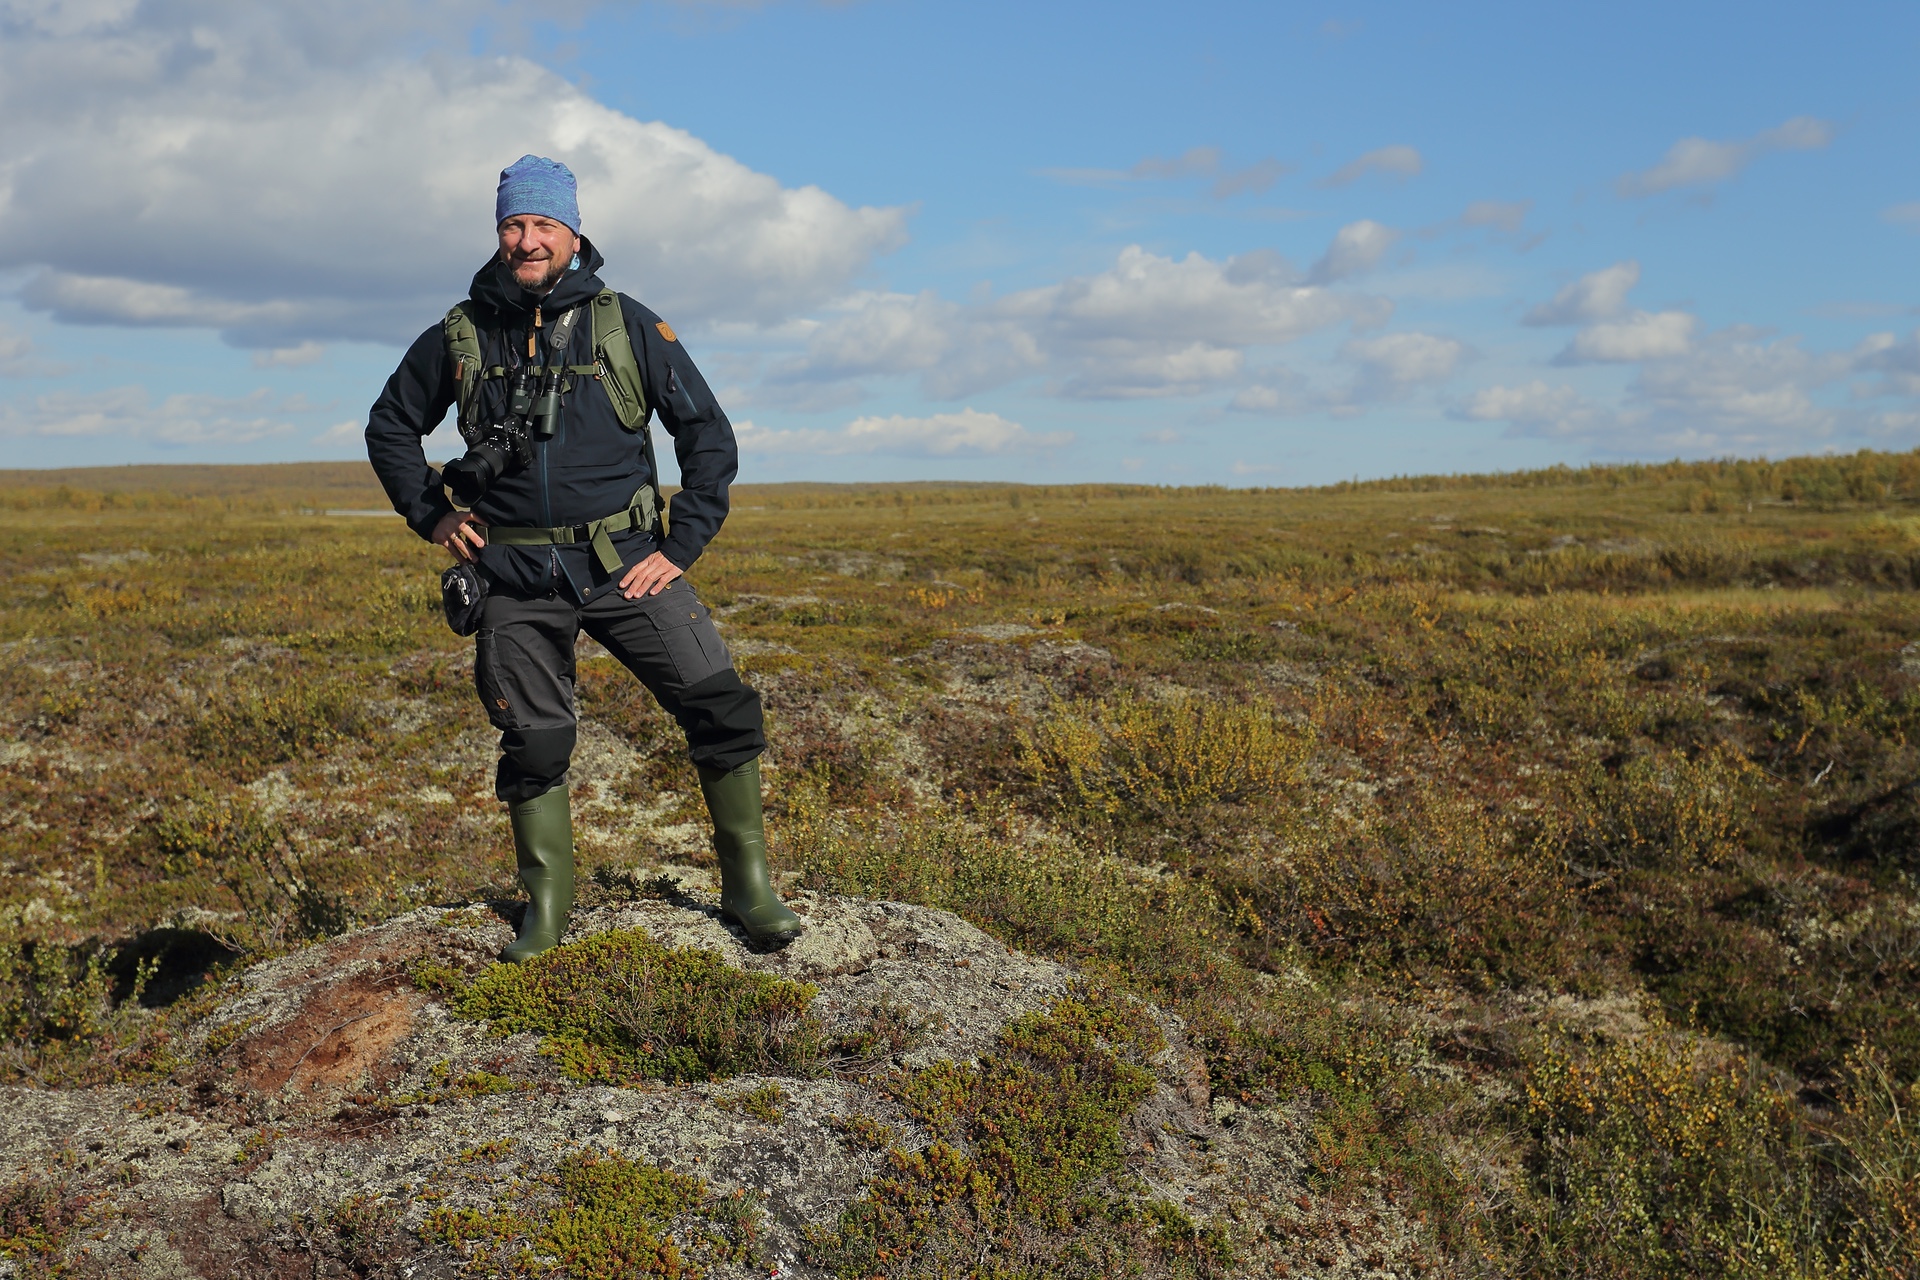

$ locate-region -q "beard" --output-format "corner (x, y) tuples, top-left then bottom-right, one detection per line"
(508, 252), (569, 292)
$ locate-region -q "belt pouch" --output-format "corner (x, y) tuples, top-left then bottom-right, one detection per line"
(441, 563), (489, 636)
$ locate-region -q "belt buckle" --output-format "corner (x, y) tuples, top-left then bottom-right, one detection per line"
(572, 523), (591, 542)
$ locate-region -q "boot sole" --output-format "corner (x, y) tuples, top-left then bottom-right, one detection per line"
(722, 910), (803, 949)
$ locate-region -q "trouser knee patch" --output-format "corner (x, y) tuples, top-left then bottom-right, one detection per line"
(667, 669), (766, 772)
(496, 724), (576, 803)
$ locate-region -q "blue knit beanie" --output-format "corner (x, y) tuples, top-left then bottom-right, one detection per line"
(495, 155), (580, 232)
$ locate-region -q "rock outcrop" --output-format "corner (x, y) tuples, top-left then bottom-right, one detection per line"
(0, 880), (1425, 1278)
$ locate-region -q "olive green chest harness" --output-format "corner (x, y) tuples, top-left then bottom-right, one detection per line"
(443, 289), (665, 572)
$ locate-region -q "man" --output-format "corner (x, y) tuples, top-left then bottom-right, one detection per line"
(365, 155), (801, 961)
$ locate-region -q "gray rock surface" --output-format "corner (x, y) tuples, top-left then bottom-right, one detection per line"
(0, 890), (1429, 1278)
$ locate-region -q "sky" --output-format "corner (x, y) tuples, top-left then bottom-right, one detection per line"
(0, 0), (1915, 487)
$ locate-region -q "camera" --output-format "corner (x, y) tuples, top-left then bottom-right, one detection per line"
(442, 418), (532, 507)
(440, 309), (579, 507)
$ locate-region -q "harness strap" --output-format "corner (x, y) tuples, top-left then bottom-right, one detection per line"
(477, 364), (601, 378)
(485, 488), (659, 575)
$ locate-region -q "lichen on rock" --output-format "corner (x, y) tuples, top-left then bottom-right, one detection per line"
(0, 890), (1378, 1277)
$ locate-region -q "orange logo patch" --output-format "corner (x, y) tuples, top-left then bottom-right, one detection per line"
(655, 321), (678, 343)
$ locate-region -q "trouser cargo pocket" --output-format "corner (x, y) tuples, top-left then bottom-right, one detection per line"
(474, 625), (576, 732)
(633, 581), (731, 688)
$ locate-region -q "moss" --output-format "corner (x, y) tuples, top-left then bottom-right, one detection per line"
(541, 1151), (708, 1278)
(828, 1113), (897, 1151)
(383, 1060), (528, 1107)
(417, 1149), (765, 1279)
(451, 929), (823, 1084)
(808, 991), (1233, 1278)
(713, 1083), (786, 1124)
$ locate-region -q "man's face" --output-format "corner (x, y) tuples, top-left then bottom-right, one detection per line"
(497, 215), (582, 292)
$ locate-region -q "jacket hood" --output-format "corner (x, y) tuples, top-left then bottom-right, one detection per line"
(467, 236), (608, 318)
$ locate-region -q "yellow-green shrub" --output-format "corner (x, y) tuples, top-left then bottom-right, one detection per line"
(1019, 692), (1312, 822)
(1558, 747), (1756, 876)
(451, 929), (822, 1084)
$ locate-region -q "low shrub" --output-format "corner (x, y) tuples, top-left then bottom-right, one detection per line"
(152, 795), (351, 951)
(186, 673), (371, 773)
(788, 799), (1233, 1001)
(1514, 1028), (1796, 1277)
(1558, 747), (1757, 880)
(1019, 692), (1312, 824)
(541, 1152), (712, 1278)
(1504, 1030), (1920, 1278)
(451, 929), (823, 1084)
(807, 992), (1232, 1278)
(0, 935), (163, 1086)
(1245, 791), (1577, 985)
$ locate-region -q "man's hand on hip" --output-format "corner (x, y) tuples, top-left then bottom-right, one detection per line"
(620, 552), (683, 598)
(432, 511), (488, 563)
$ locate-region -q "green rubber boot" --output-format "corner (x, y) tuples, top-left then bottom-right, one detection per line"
(499, 786), (575, 964)
(697, 758), (802, 947)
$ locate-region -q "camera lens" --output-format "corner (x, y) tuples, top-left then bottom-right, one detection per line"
(442, 437), (509, 507)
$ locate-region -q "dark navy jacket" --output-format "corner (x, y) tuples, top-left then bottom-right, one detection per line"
(365, 239), (737, 599)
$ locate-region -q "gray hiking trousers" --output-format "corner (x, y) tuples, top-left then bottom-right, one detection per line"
(472, 578), (765, 803)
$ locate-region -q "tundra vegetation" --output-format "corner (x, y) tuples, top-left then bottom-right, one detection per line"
(3, 454), (1920, 1276)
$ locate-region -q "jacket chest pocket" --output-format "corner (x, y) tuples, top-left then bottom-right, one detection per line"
(552, 382), (641, 471)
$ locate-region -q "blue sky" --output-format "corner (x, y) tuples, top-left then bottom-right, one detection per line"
(0, 0), (1915, 485)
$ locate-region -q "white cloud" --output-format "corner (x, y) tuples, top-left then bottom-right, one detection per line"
(1454, 381), (1604, 437)
(1005, 246), (1356, 347)
(1617, 116), (1834, 198)
(1855, 329), (1920, 396)
(0, 1), (907, 348)
(1557, 310), (1697, 363)
(314, 419), (362, 445)
(1322, 145), (1424, 187)
(1308, 220), (1398, 284)
(997, 241), (1376, 397)
(1345, 332), (1466, 388)
(1130, 147), (1222, 181)
(734, 409), (1070, 457)
(1525, 261), (1641, 325)
(1228, 385), (1284, 412)
(252, 342), (327, 369)
(771, 244), (1379, 402)
(779, 291), (959, 383)
(0, 385), (300, 444)
(1209, 159), (1289, 200)
(1883, 203), (1920, 231)
(1627, 333), (1846, 441)
(1462, 329), (1859, 456)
